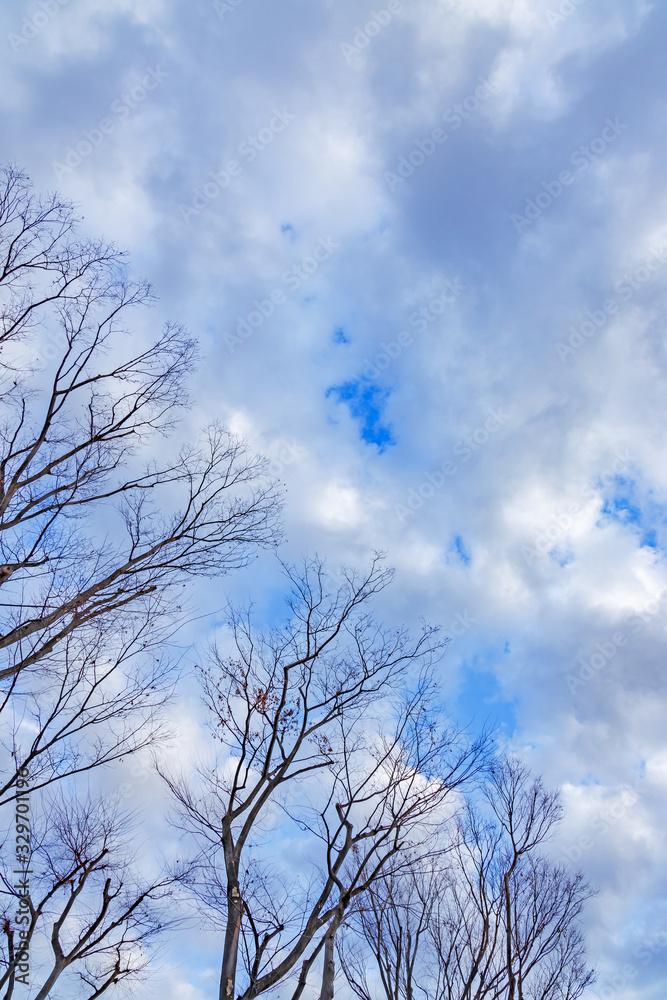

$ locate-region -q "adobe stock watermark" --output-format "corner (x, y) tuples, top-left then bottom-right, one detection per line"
(213, 0), (248, 19)
(51, 65), (168, 180)
(564, 585), (667, 695)
(385, 76), (501, 191)
(560, 777), (648, 868)
(340, 1), (405, 65)
(446, 609), (477, 639)
(266, 438), (306, 480)
(511, 117), (628, 233)
(521, 449), (633, 566)
(13, 766), (31, 987)
(555, 243), (667, 362)
(545, 0), (587, 29)
(351, 278), (467, 383)
(8, 0), (71, 53)
(564, 631), (628, 695)
(223, 236), (340, 352)
(179, 108), (296, 223)
(395, 406), (511, 521)
(591, 922), (667, 1000)
(632, 924), (667, 969)
(625, 585), (667, 635)
(108, 754), (153, 809)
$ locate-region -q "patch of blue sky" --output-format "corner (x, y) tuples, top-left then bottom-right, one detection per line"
(455, 650), (518, 741)
(599, 476), (666, 550)
(451, 535), (471, 566)
(333, 328), (349, 344)
(549, 547), (574, 568)
(579, 774), (603, 787)
(641, 528), (658, 549)
(326, 377), (395, 452)
(209, 557), (300, 634)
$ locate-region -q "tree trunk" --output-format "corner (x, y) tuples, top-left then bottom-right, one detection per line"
(33, 960), (66, 1000)
(219, 881), (244, 1000)
(318, 925), (337, 1000)
(504, 871), (516, 1000)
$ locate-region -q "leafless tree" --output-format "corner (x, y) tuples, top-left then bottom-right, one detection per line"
(0, 164), (282, 797)
(0, 792), (183, 1000)
(342, 757), (596, 1000)
(0, 605), (172, 807)
(340, 862), (441, 1000)
(161, 555), (491, 1000)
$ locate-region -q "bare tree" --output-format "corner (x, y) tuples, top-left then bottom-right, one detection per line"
(340, 862), (440, 1000)
(0, 164), (282, 797)
(0, 163), (286, 1000)
(161, 556), (491, 1000)
(0, 792), (183, 999)
(0, 606), (172, 807)
(282, 690), (484, 1000)
(343, 758), (596, 1000)
(485, 759), (578, 1000)
(0, 163), (124, 353)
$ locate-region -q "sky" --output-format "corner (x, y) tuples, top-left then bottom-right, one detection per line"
(1, 0), (667, 997)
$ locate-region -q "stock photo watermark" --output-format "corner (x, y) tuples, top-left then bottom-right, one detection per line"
(385, 75), (501, 191)
(222, 236), (340, 352)
(340, 1), (405, 65)
(591, 923), (667, 1000)
(564, 584), (667, 695)
(555, 243), (667, 362)
(521, 450), (633, 566)
(108, 755), (152, 810)
(351, 277), (468, 383)
(546, 0), (587, 28)
(13, 766), (31, 986)
(394, 406), (511, 521)
(591, 924), (667, 1000)
(51, 65), (168, 180)
(446, 609), (477, 638)
(213, 0), (248, 19)
(558, 770), (665, 1000)
(8, 0), (71, 52)
(511, 118), (629, 234)
(564, 631), (628, 695)
(561, 777), (649, 868)
(179, 107), (296, 222)
(266, 438), (306, 479)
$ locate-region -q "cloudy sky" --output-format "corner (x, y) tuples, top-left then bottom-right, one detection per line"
(2, 0), (667, 996)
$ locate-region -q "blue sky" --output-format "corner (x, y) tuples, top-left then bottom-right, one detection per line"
(2, 0), (667, 996)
